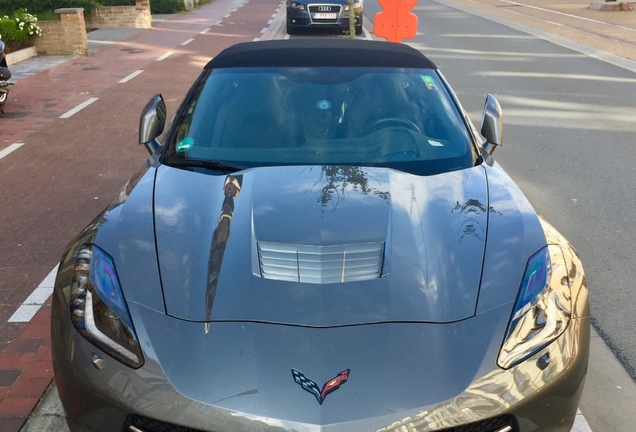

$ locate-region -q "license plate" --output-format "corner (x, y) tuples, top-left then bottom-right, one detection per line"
(313, 12), (337, 19)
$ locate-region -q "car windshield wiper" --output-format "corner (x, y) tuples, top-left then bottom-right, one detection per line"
(165, 158), (247, 173)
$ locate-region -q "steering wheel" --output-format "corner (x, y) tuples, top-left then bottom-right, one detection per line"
(366, 117), (422, 135)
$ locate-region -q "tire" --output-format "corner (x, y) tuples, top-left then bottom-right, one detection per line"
(0, 91), (7, 105)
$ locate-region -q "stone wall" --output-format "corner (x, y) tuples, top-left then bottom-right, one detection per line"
(35, 8), (88, 56)
(86, 0), (152, 29)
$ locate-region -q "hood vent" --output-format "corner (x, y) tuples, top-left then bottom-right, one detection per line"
(257, 242), (385, 284)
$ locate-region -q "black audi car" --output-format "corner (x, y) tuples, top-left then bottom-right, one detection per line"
(286, 0), (363, 35)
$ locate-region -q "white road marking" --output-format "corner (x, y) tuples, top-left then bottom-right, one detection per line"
(181, 38), (195, 45)
(118, 70), (144, 84)
(260, 27), (267, 34)
(201, 28), (211, 34)
(59, 98), (98, 119)
(156, 51), (174, 61)
(362, 25), (372, 40)
(0, 142), (24, 160)
(572, 409), (594, 432)
(8, 265), (58, 323)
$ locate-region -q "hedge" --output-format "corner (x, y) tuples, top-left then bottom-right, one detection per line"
(100, 0), (187, 14)
(0, 0), (187, 16)
(0, 0), (102, 15)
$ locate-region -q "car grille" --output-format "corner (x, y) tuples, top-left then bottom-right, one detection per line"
(125, 415), (204, 432)
(258, 241), (385, 284)
(123, 414), (516, 432)
(308, 4), (342, 23)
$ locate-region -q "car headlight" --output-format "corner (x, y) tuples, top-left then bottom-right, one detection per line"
(498, 245), (572, 369)
(70, 244), (144, 369)
(288, 1), (305, 10)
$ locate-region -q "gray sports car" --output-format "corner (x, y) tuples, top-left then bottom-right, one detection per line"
(51, 39), (589, 432)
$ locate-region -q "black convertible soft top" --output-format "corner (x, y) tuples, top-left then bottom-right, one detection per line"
(206, 39), (437, 69)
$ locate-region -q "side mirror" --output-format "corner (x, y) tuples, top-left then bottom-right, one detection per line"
(139, 94), (167, 155)
(480, 94), (503, 155)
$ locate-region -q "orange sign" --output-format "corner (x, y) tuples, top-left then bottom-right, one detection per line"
(374, 0), (419, 43)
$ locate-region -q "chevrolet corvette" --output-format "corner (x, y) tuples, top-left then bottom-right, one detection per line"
(51, 39), (589, 432)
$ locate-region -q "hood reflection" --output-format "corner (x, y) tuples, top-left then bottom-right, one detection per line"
(313, 166), (389, 210)
(205, 175), (243, 334)
(452, 199), (501, 242)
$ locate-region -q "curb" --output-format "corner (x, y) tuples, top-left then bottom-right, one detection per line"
(5, 47), (38, 67)
(588, 2), (635, 11)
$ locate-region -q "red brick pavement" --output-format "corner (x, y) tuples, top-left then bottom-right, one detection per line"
(0, 0), (284, 430)
(0, 307), (53, 432)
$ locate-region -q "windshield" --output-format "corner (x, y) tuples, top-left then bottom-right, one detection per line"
(164, 67), (477, 176)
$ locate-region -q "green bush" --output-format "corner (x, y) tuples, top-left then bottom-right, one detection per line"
(91, 0), (187, 14)
(0, 16), (19, 41)
(0, 0), (102, 15)
(99, 0), (135, 5)
(0, 0), (189, 21)
(0, 8), (41, 52)
(148, 0), (186, 14)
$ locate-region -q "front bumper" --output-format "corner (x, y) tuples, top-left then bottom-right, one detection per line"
(52, 295), (589, 432)
(287, 4), (362, 30)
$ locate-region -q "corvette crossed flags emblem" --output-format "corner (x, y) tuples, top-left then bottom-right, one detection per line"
(291, 369), (350, 405)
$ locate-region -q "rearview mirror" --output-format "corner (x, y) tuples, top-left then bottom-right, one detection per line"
(480, 94), (503, 155)
(139, 94), (167, 155)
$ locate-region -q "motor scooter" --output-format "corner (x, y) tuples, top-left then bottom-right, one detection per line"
(0, 39), (13, 113)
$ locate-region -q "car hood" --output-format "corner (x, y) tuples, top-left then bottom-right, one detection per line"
(154, 164), (489, 325)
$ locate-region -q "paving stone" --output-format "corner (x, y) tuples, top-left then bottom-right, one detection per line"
(4, 339), (44, 355)
(0, 353), (32, 371)
(0, 396), (37, 417)
(8, 377), (52, 398)
(0, 417), (26, 432)
(0, 370), (21, 387)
